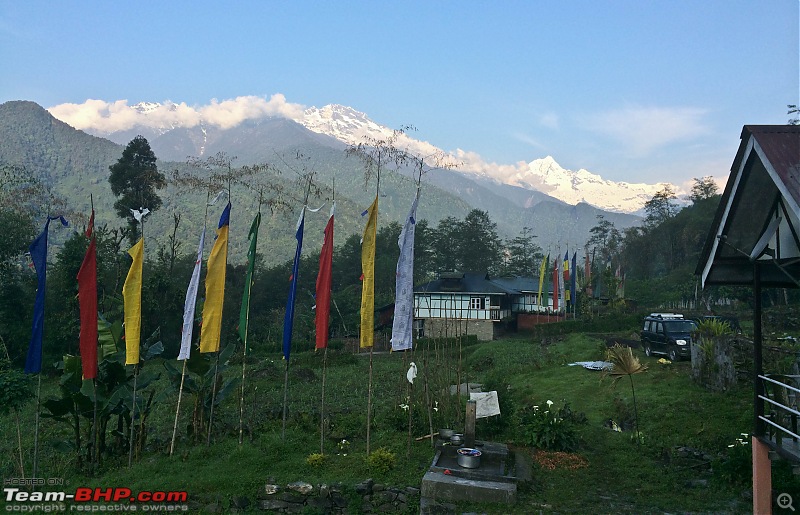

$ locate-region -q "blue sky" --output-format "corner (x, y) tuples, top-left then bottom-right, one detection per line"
(1, 1), (797, 188)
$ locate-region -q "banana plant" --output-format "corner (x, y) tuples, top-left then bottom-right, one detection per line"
(163, 341), (239, 443)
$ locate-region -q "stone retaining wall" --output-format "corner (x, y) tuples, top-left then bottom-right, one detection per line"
(204, 479), (420, 513)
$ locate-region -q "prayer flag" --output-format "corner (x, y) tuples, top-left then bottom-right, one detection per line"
(77, 210), (97, 379)
(239, 212), (261, 345)
(571, 251), (577, 306)
(360, 196), (378, 348)
(391, 190), (419, 352)
(178, 228), (205, 360)
(315, 204), (334, 350)
(551, 257), (559, 312)
(200, 202), (231, 353)
(563, 252), (570, 304)
(25, 216), (68, 374)
(537, 253), (549, 310)
(123, 238), (144, 365)
(283, 208), (305, 361)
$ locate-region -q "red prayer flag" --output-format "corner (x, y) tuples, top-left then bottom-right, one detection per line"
(315, 208), (334, 349)
(77, 212), (97, 379)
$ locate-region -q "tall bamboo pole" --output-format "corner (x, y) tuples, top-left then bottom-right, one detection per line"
(207, 183), (232, 447)
(170, 359), (187, 456)
(32, 372), (41, 480)
(319, 346), (328, 454)
(128, 211), (146, 468)
(365, 168), (381, 456)
(171, 190), (211, 456)
(239, 191), (262, 445)
(282, 176), (314, 442)
(319, 180), (334, 455)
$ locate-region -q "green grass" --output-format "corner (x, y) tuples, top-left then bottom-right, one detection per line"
(1, 330), (792, 513)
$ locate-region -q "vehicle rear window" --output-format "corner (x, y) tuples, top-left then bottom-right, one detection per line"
(664, 320), (697, 332)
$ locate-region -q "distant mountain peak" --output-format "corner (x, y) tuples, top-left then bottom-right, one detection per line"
(298, 105), (670, 213)
(302, 104), (395, 146)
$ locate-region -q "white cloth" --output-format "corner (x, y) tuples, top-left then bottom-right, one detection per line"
(391, 190), (419, 351)
(178, 228), (205, 360)
(406, 362), (417, 384)
(469, 391), (501, 418)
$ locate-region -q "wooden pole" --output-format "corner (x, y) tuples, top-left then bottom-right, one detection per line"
(207, 351), (220, 446)
(239, 193), (261, 445)
(281, 360), (290, 442)
(465, 399), (477, 448)
(127, 364), (138, 467)
(92, 379), (98, 474)
(32, 372), (41, 479)
(319, 346), (328, 455)
(423, 350), (434, 448)
(366, 345), (374, 455)
(169, 359), (187, 456)
(207, 185), (231, 447)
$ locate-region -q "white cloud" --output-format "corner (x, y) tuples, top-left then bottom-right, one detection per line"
(48, 94), (305, 133)
(451, 148), (528, 180)
(584, 105), (711, 157)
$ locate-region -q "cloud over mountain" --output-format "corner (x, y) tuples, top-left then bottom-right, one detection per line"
(46, 95), (679, 213)
(48, 95), (304, 133)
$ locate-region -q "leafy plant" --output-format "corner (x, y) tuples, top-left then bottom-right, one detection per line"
(163, 342), (239, 443)
(366, 447), (396, 474)
(519, 400), (581, 452)
(0, 350), (33, 476)
(305, 452), (325, 467)
(603, 344), (648, 446)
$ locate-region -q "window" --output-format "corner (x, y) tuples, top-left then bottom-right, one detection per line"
(470, 296), (485, 310)
(414, 319), (425, 338)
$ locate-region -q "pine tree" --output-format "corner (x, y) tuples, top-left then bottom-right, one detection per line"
(108, 136), (166, 244)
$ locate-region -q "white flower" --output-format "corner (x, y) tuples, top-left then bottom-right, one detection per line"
(546, 400), (554, 407)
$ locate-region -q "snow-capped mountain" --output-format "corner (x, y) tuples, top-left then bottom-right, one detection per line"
(300, 104), (667, 214)
(506, 156), (668, 214)
(58, 99), (670, 214)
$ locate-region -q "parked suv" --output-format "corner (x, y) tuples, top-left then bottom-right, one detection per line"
(640, 313), (697, 361)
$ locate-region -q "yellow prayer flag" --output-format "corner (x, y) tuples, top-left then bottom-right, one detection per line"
(537, 253), (548, 307)
(122, 238), (143, 365)
(360, 196), (378, 348)
(200, 203), (231, 353)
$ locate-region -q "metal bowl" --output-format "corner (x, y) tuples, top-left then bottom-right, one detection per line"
(449, 434), (464, 445)
(457, 447), (482, 468)
(439, 428), (455, 438)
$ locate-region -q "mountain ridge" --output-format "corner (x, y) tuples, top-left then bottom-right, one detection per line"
(1, 100), (642, 266)
(68, 100), (670, 214)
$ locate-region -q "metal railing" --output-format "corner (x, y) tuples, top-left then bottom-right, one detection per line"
(758, 374), (800, 443)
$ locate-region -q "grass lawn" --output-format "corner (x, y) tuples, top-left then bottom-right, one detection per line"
(2, 327), (796, 513)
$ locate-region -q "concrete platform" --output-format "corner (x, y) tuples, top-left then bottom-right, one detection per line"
(420, 440), (520, 505)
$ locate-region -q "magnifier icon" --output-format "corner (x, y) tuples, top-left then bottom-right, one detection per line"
(778, 493), (795, 511)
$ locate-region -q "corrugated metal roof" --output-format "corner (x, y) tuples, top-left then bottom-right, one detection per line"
(739, 125), (800, 206)
(696, 125), (800, 287)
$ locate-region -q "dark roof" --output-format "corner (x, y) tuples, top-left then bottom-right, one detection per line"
(490, 276), (539, 293)
(414, 272), (540, 295)
(697, 125), (800, 287)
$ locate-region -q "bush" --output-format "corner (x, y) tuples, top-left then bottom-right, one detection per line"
(519, 400), (583, 452)
(366, 447), (396, 473)
(306, 452), (325, 467)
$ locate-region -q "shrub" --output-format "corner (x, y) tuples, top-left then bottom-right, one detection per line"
(366, 447), (396, 473)
(519, 400), (582, 452)
(306, 452), (325, 467)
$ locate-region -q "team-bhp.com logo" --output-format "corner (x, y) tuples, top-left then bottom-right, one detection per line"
(4, 486), (188, 511)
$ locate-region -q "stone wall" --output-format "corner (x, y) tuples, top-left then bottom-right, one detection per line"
(423, 318), (495, 341)
(210, 479), (420, 513)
